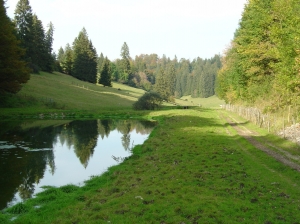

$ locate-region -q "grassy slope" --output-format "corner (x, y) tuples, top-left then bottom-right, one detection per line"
(0, 72), (224, 118)
(0, 72), (149, 119)
(2, 108), (300, 223)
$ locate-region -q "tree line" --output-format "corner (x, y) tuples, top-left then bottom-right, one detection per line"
(1, 0), (222, 105)
(216, 0), (300, 113)
(13, 0), (55, 73)
(0, 0), (55, 103)
(58, 40), (221, 101)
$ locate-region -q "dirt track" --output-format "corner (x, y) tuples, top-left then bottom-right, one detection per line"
(220, 111), (300, 172)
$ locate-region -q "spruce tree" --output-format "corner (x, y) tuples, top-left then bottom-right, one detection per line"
(119, 42), (131, 83)
(62, 44), (73, 75)
(99, 57), (112, 87)
(164, 63), (176, 101)
(44, 22), (54, 72)
(154, 68), (168, 100)
(32, 14), (47, 72)
(14, 0), (34, 69)
(97, 52), (105, 82)
(72, 28), (97, 83)
(57, 47), (64, 66)
(0, 0), (30, 98)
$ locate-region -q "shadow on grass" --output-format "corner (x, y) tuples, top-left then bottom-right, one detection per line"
(2, 108), (300, 223)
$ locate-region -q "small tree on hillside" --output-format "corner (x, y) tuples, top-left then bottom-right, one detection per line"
(119, 42), (131, 83)
(99, 57), (112, 87)
(133, 92), (163, 110)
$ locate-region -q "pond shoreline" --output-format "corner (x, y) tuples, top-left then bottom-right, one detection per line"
(0, 119), (155, 211)
(2, 108), (300, 223)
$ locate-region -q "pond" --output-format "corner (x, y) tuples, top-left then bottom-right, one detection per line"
(0, 119), (155, 210)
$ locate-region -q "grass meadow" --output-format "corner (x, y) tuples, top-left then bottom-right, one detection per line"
(1, 72), (300, 223)
(1, 108), (300, 223)
(0, 72), (224, 119)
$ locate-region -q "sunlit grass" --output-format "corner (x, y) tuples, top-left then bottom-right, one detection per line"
(2, 108), (300, 223)
(17, 72), (145, 111)
(0, 72), (225, 119)
(0, 72), (150, 118)
(1, 71), (299, 223)
(178, 95), (225, 108)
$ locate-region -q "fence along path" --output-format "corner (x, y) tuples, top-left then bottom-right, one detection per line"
(221, 104), (299, 138)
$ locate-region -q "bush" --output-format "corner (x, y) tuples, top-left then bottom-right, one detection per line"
(133, 92), (163, 110)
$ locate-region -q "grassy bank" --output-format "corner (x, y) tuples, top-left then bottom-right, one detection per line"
(2, 108), (300, 223)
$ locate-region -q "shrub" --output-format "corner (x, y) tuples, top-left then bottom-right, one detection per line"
(133, 91), (163, 110)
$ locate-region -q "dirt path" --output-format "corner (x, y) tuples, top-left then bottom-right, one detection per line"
(219, 111), (300, 172)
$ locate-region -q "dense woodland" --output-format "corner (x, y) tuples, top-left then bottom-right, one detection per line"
(57, 36), (221, 101)
(216, 0), (300, 113)
(1, 0), (221, 105)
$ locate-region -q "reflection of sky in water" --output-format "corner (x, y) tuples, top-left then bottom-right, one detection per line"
(35, 130), (147, 192)
(0, 121), (152, 209)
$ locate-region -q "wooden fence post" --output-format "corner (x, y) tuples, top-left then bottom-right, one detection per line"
(268, 115), (270, 133)
(283, 119), (285, 139)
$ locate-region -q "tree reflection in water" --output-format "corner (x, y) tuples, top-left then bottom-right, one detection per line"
(0, 119), (155, 209)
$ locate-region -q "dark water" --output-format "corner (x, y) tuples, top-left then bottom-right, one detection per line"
(0, 119), (155, 210)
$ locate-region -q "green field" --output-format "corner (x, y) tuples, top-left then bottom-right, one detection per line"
(18, 72), (145, 110)
(1, 73), (300, 223)
(1, 108), (300, 223)
(179, 95), (224, 108)
(0, 72), (224, 118)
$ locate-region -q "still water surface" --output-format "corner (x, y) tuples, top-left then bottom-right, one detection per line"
(0, 119), (155, 210)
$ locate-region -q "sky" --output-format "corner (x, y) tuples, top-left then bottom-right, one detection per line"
(5, 0), (248, 61)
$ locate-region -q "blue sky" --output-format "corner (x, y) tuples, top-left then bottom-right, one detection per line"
(6, 0), (248, 61)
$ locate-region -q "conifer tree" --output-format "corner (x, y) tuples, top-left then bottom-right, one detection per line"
(119, 42), (131, 83)
(72, 28), (97, 83)
(31, 14), (47, 72)
(154, 68), (167, 99)
(0, 0), (30, 98)
(14, 0), (34, 69)
(97, 52), (105, 83)
(99, 57), (112, 87)
(14, 0), (54, 73)
(61, 44), (73, 75)
(57, 47), (64, 65)
(97, 53), (105, 73)
(164, 63), (176, 100)
(44, 22), (54, 72)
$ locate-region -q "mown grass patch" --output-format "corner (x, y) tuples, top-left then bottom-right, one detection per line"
(2, 108), (300, 223)
(178, 95), (225, 108)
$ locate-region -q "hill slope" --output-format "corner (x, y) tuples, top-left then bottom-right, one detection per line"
(17, 72), (146, 111)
